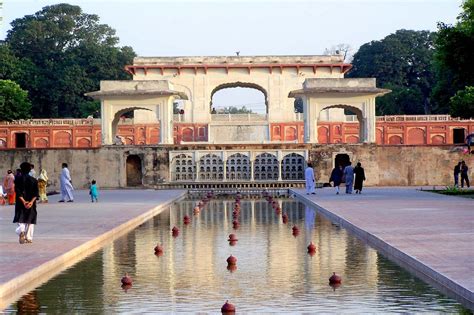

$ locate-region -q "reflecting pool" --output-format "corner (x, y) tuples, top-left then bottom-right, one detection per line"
(5, 197), (468, 313)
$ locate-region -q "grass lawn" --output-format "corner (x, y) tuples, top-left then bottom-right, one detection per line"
(425, 188), (474, 199)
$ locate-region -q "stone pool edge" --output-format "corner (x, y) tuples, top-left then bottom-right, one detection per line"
(0, 191), (187, 310)
(292, 190), (474, 311)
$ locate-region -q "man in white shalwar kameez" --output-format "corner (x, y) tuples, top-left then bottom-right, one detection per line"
(59, 163), (74, 202)
(305, 163), (316, 195)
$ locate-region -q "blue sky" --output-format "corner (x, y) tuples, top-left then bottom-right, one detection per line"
(0, 0), (464, 112)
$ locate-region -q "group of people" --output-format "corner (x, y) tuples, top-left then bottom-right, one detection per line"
(329, 162), (366, 194)
(3, 165), (49, 205)
(454, 161), (470, 188)
(2, 162), (101, 244)
(305, 161), (366, 195)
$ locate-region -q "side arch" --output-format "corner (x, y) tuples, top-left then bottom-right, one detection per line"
(111, 107), (154, 144)
(318, 104), (364, 143)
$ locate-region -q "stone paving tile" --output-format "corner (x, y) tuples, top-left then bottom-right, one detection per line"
(294, 186), (474, 306)
(0, 189), (184, 307)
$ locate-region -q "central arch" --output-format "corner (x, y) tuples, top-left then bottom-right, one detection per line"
(210, 82), (269, 113)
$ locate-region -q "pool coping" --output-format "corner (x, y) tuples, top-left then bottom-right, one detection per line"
(292, 189), (474, 311)
(0, 191), (186, 310)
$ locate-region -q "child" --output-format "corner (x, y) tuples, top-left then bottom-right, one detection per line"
(89, 180), (99, 202)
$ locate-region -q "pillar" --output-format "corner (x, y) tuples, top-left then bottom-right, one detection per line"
(101, 100), (113, 145)
(364, 97), (376, 143)
(277, 150), (282, 181)
(303, 97), (318, 144)
(250, 160), (255, 181)
(222, 151), (227, 181)
(160, 98), (174, 144)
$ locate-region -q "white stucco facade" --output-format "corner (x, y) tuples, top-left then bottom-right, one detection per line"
(86, 55), (389, 145)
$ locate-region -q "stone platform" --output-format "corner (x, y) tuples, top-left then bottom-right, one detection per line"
(0, 189), (185, 310)
(293, 187), (474, 310)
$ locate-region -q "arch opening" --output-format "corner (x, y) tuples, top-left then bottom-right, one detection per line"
(112, 107), (155, 145)
(319, 104), (363, 143)
(210, 82), (268, 115)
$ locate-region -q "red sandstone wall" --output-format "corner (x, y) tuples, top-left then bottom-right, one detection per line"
(0, 119), (473, 149)
(269, 121), (474, 145)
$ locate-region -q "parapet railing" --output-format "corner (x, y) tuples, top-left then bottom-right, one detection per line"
(211, 113), (268, 121)
(376, 115), (473, 122)
(0, 118), (98, 126)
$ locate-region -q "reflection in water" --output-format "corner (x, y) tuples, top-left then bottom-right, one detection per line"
(16, 291), (39, 314)
(6, 198), (468, 313)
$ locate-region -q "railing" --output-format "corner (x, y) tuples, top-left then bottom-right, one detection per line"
(376, 115), (471, 122)
(294, 113), (304, 121)
(0, 118), (97, 126)
(211, 113), (267, 122)
(173, 114), (184, 122)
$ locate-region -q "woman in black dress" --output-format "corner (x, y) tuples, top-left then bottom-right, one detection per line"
(353, 162), (366, 194)
(13, 162), (39, 244)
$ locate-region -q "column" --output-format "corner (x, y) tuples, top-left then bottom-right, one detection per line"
(277, 150), (282, 181)
(195, 160), (200, 182)
(222, 151), (227, 182)
(160, 98), (174, 144)
(250, 160), (255, 181)
(101, 100), (113, 145)
(366, 97), (376, 143)
(303, 96), (318, 143)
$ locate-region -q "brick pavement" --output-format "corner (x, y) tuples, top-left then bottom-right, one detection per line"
(0, 189), (185, 310)
(293, 187), (474, 309)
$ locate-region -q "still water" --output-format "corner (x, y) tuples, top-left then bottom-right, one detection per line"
(6, 197), (468, 313)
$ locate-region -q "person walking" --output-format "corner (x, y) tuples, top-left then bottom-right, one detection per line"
(460, 161), (470, 188)
(454, 162), (462, 187)
(59, 163), (74, 202)
(329, 165), (343, 194)
(89, 180), (99, 202)
(305, 162), (316, 195)
(13, 162), (39, 244)
(3, 170), (16, 205)
(343, 162), (354, 194)
(353, 162), (366, 194)
(37, 168), (49, 203)
(466, 133), (474, 154)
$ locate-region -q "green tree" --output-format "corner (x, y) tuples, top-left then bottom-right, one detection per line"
(449, 86), (474, 119)
(432, 0), (474, 113)
(5, 4), (136, 118)
(0, 80), (32, 121)
(220, 106), (254, 114)
(348, 30), (436, 115)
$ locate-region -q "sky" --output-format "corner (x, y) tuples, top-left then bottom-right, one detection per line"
(0, 0), (464, 113)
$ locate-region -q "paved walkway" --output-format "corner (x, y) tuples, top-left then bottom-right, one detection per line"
(0, 189), (185, 310)
(293, 187), (474, 309)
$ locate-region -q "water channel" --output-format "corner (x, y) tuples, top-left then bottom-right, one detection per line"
(5, 195), (468, 313)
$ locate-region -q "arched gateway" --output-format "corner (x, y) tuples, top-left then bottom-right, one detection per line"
(86, 55), (389, 145)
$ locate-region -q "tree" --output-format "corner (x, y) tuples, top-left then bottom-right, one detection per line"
(449, 86), (474, 119)
(219, 106), (254, 114)
(348, 30), (436, 115)
(324, 43), (353, 62)
(0, 80), (32, 121)
(432, 0), (474, 113)
(4, 4), (136, 118)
